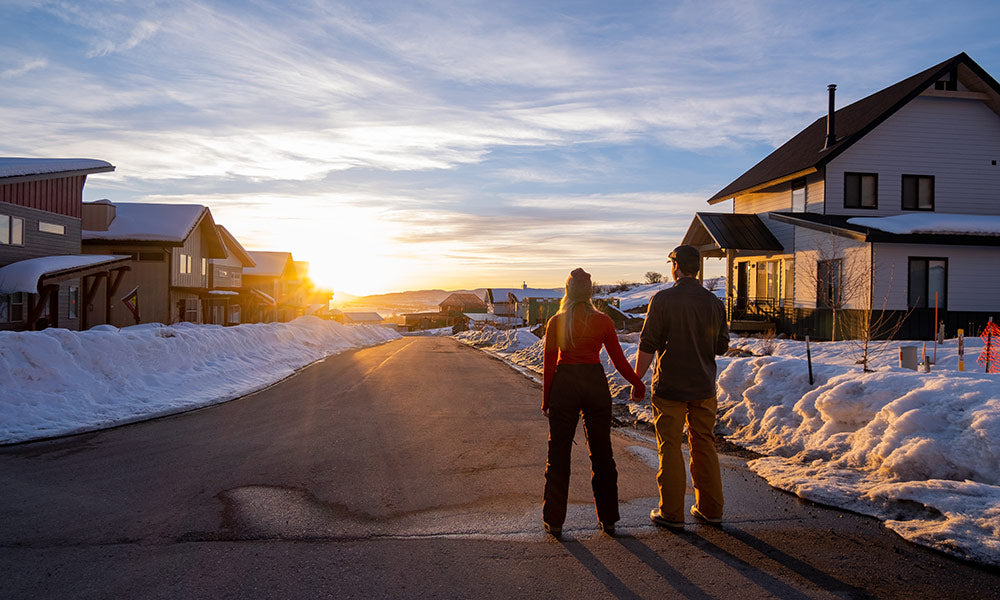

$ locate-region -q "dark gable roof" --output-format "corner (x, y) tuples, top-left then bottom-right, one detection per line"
(684, 213), (783, 252)
(708, 53), (1000, 204)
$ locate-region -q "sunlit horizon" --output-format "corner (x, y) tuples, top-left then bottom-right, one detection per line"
(6, 1), (999, 298)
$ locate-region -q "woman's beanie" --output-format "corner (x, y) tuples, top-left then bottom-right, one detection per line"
(565, 268), (592, 301)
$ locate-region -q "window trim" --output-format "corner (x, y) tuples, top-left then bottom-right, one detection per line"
(791, 178), (807, 212)
(38, 221), (66, 235)
(901, 174), (935, 211)
(816, 258), (844, 308)
(907, 256), (948, 309)
(844, 172), (878, 209)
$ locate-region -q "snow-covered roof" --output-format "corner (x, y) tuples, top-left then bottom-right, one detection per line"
(244, 251), (296, 278)
(848, 213), (1000, 236)
(249, 288), (276, 305)
(0, 255), (128, 293)
(208, 290), (238, 296)
(343, 311), (383, 322)
(0, 157), (114, 179)
(83, 202), (207, 243)
(488, 287), (564, 301)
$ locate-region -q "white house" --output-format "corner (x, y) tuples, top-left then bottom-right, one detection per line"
(682, 52), (1000, 340)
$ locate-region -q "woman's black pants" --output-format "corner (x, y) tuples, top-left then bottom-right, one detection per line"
(543, 363), (619, 528)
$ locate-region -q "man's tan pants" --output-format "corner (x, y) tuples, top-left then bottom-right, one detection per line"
(651, 394), (724, 522)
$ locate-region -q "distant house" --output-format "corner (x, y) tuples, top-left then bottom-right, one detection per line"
(0, 158), (130, 331)
(439, 292), (487, 314)
(401, 311), (451, 331)
(206, 225), (256, 326)
(342, 311), (384, 325)
(682, 52), (1000, 340)
(242, 251), (303, 322)
(82, 200), (227, 326)
(485, 287), (563, 326)
(595, 299), (644, 332)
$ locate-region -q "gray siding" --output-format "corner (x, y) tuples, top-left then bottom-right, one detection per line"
(826, 96), (1000, 216)
(0, 201), (81, 266)
(872, 243), (1000, 312)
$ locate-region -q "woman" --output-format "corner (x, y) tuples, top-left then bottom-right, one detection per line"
(542, 268), (645, 537)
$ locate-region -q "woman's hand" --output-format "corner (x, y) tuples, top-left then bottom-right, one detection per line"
(541, 403), (549, 417)
(630, 382), (646, 401)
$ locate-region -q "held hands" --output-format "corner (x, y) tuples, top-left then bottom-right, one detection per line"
(630, 382), (646, 402)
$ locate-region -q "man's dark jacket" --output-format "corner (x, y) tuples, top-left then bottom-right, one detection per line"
(639, 277), (729, 401)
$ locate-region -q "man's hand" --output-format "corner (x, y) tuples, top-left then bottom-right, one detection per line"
(630, 383), (645, 402)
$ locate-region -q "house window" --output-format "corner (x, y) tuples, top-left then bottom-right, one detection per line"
(201, 258), (207, 276)
(68, 287), (79, 319)
(39, 221), (65, 235)
(184, 298), (199, 322)
(844, 172), (878, 209)
(908, 258), (947, 309)
(791, 178), (807, 212)
(0, 292), (25, 322)
(901, 175), (934, 211)
(1, 215), (24, 245)
(179, 253), (193, 274)
(816, 259), (843, 308)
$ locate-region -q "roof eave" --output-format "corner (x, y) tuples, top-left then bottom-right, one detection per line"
(0, 165), (115, 185)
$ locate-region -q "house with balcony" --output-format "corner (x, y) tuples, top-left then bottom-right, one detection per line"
(81, 200), (227, 326)
(242, 251), (303, 322)
(0, 158), (130, 331)
(206, 225), (256, 326)
(682, 52), (1000, 340)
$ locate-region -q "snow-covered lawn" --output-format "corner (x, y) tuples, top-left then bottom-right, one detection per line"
(454, 326), (1000, 567)
(0, 317), (399, 444)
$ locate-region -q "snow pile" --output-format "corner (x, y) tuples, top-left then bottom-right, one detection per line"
(714, 336), (1000, 566)
(0, 317), (399, 444)
(849, 213), (1000, 236)
(458, 326), (1000, 566)
(453, 326), (541, 354)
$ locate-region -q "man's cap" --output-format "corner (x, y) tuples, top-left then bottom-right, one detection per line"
(668, 245), (700, 262)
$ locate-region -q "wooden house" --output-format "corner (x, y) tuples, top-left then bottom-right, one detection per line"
(81, 200), (227, 326)
(0, 158), (130, 331)
(206, 225), (256, 326)
(242, 251), (304, 322)
(682, 53), (1000, 340)
(439, 292), (487, 314)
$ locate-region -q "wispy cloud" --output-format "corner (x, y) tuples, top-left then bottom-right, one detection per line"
(86, 19), (159, 57)
(0, 58), (47, 79)
(4, 0), (1000, 292)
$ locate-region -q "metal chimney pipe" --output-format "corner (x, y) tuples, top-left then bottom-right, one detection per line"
(825, 84), (837, 149)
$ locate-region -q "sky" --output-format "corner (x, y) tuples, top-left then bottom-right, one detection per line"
(3, 1), (1000, 295)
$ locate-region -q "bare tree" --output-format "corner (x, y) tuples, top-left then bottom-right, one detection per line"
(846, 264), (915, 372)
(644, 271), (663, 284)
(797, 231), (870, 342)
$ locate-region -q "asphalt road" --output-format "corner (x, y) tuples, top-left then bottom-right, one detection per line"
(1, 336), (998, 599)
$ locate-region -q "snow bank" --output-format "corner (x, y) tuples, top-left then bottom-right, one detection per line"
(457, 325), (1000, 566)
(0, 317), (400, 444)
(717, 337), (1000, 566)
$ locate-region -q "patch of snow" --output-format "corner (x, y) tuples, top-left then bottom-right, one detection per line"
(848, 213), (1000, 236)
(0, 316), (399, 444)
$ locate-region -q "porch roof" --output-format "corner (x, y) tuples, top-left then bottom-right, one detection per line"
(0, 254), (131, 294)
(682, 213), (784, 257)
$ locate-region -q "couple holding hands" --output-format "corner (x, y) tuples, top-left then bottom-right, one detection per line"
(541, 245), (730, 537)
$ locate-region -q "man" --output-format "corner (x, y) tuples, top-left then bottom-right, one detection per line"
(632, 245), (729, 529)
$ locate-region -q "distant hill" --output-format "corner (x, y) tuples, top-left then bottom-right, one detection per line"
(332, 277), (724, 317)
